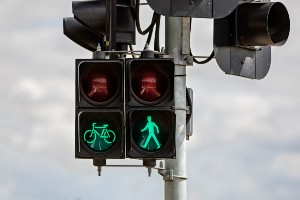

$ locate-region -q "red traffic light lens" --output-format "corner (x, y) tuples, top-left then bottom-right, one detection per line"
(80, 62), (120, 105)
(132, 70), (166, 102)
(131, 60), (172, 104)
(82, 72), (115, 103)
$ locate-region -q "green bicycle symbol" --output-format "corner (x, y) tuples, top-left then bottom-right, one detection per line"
(84, 123), (116, 144)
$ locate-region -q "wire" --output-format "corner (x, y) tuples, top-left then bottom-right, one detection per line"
(154, 14), (161, 51)
(191, 50), (215, 64)
(136, 0), (159, 35)
(135, 0), (161, 52)
(189, 18), (215, 64)
(146, 26), (154, 47)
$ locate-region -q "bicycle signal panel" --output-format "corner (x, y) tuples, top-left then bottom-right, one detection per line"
(76, 110), (124, 158)
(75, 59), (125, 159)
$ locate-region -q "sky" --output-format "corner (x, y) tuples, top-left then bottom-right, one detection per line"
(0, 0), (299, 200)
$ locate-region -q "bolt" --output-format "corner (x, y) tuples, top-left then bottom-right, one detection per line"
(96, 43), (101, 51)
(148, 168), (152, 177)
(97, 166), (102, 176)
(159, 161), (164, 168)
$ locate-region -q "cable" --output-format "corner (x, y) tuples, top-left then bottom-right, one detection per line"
(154, 14), (161, 51)
(146, 26), (154, 47)
(135, 0), (161, 52)
(189, 18), (215, 64)
(191, 50), (215, 64)
(136, 0), (159, 35)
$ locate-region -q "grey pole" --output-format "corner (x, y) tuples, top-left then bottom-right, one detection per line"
(164, 16), (188, 200)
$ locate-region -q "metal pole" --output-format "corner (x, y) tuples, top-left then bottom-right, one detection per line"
(164, 16), (187, 200)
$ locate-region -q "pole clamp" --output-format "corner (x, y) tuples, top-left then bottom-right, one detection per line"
(158, 168), (188, 181)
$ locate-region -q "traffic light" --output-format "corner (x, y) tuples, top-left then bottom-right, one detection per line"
(63, 17), (103, 52)
(126, 58), (176, 158)
(63, 0), (135, 51)
(214, 2), (290, 79)
(145, 0), (242, 18)
(75, 59), (124, 159)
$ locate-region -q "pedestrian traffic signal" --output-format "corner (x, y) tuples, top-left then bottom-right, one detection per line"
(126, 59), (174, 107)
(126, 58), (176, 158)
(75, 59), (125, 159)
(127, 110), (175, 158)
(214, 2), (290, 79)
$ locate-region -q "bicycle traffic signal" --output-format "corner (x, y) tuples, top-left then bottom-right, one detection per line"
(75, 59), (124, 159)
(214, 2), (290, 79)
(126, 58), (176, 158)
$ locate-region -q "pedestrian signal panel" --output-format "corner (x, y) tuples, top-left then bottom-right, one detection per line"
(126, 58), (176, 159)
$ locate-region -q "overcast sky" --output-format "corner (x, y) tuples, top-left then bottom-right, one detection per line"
(0, 0), (299, 200)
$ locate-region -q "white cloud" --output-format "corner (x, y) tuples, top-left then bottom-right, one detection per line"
(0, 181), (15, 200)
(10, 79), (44, 101)
(271, 153), (300, 179)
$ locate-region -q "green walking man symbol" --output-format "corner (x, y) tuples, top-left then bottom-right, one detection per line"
(141, 116), (161, 149)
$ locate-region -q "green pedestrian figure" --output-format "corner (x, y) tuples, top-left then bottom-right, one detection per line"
(141, 116), (161, 149)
